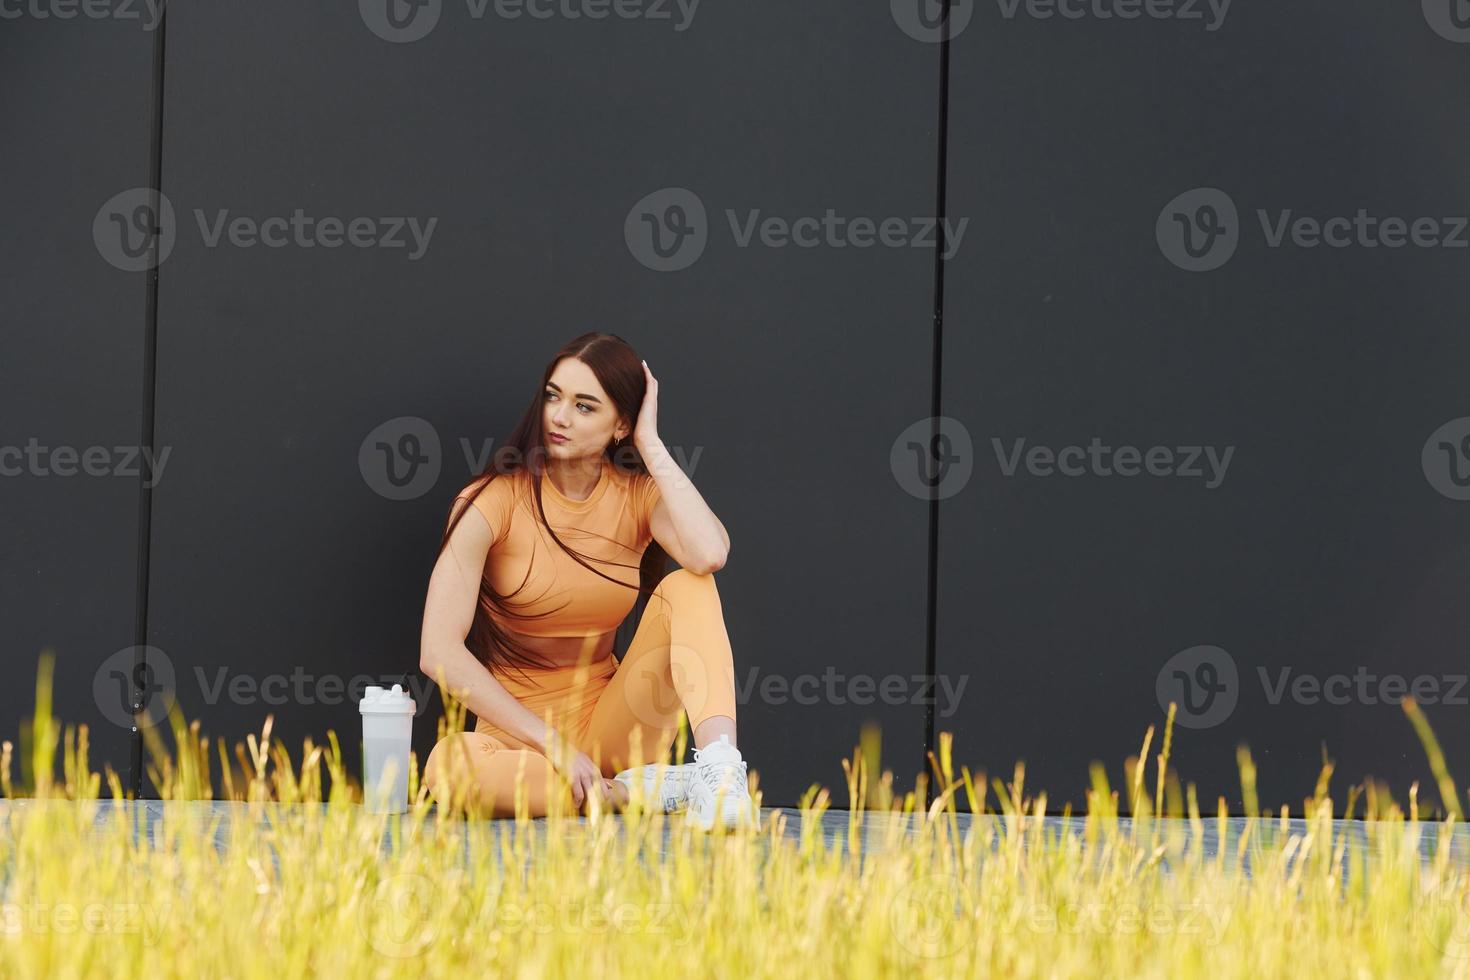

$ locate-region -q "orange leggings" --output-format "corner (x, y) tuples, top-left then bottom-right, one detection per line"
(422, 568), (737, 817)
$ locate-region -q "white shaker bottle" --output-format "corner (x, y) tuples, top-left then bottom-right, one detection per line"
(359, 684), (416, 814)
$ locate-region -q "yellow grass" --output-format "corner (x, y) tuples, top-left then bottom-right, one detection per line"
(3, 649), (1470, 978)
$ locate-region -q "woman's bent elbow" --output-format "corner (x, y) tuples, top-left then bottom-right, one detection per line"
(419, 645), (449, 679)
(689, 554), (726, 575)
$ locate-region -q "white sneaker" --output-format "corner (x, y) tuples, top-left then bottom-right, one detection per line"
(686, 735), (757, 831)
(613, 763), (692, 813)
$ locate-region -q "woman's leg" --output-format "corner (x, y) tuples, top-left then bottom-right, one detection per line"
(423, 730), (573, 818)
(579, 568), (739, 775)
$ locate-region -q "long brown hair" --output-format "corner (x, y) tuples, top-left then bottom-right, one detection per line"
(439, 331), (670, 677)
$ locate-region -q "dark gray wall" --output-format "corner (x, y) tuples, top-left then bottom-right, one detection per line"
(939, 0), (1470, 813)
(7, 0), (1469, 814)
(1, 16), (158, 787)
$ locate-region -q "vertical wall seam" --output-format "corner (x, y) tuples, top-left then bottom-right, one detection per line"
(130, 6), (168, 800)
(922, 0), (953, 805)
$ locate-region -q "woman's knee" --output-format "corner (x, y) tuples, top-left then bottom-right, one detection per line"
(422, 733), (479, 795)
(423, 733), (555, 817)
(653, 567), (719, 602)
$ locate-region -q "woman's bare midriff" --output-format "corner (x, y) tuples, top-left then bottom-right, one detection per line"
(501, 627), (618, 669)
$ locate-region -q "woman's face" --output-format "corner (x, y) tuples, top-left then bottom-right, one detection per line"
(542, 358), (626, 460)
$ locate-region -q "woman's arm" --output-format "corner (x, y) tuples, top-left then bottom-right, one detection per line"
(631, 359), (730, 573)
(641, 438), (729, 574)
(418, 505), (562, 753)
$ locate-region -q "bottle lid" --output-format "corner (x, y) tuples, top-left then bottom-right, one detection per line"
(359, 683), (415, 715)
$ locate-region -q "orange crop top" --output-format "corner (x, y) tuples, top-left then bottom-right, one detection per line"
(455, 456), (663, 638)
